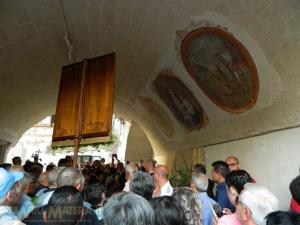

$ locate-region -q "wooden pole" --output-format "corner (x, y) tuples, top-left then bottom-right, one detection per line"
(73, 59), (88, 167)
(73, 138), (80, 167)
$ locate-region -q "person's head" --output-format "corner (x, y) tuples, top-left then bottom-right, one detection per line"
(46, 163), (55, 172)
(103, 192), (155, 225)
(265, 211), (300, 225)
(172, 187), (202, 225)
(191, 173), (208, 193)
(226, 156), (240, 171)
(226, 170), (253, 205)
(100, 158), (105, 164)
(48, 167), (63, 188)
(58, 158), (67, 167)
(82, 182), (106, 209)
(211, 160), (229, 183)
(37, 172), (49, 187)
(16, 172), (34, 195)
(130, 171), (155, 201)
(56, 168), (85, 191)
(65, 156), (73, 167)
(150, 196), (187, 225)
(193, 163), (206, 175)
(12, 156), (22, 166)
(125, 163), (138, 181)
(289, 175), (300, 205)
(44, 186), (84, 225)
(27, 164), (43, 181)
(154, 165), (169, 186)
(144, 159), (156, 173)
(236, 183), (279, 225)
(0, 168), (24, 207)
(116, 162), (125, 173)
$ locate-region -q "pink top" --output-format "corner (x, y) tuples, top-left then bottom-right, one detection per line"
(217, 213), (242, 225)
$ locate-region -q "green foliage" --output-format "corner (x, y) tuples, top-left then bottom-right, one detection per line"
(169, 168), (191, 187)
(47, 133), (121, 155)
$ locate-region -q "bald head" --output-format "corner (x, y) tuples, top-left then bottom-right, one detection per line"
(154, 165), (170, 188)
(155, 165), (169, 178)
(226, 156), (240, 171)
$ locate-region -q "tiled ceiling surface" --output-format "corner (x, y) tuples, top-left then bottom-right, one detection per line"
(0, 0), (300, 148)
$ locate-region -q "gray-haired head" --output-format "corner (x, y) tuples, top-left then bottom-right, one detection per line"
(56, 168), (85, 190)
(238, 183), (279, 225)
(48, 167), (64, 188)
(103, 192), (155, 225)
(129, 171), (155, 200)
(192, 174), (208, 192)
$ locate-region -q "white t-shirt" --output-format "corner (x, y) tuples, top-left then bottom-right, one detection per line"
(160, 181), (173, 196)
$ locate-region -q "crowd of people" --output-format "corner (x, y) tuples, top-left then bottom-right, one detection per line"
(0, 155), (299, 225)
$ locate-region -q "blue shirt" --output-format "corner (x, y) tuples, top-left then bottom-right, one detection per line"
(215, 182), (235, 212)
(0, 205), (22, 224)
(15, 195), (35, 220)
(197, 192), (216, 225)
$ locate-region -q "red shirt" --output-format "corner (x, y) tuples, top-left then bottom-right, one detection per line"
(290, 198), (300, 213)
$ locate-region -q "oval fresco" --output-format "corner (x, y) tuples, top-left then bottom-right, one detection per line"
(153, 71), (208, 131)
(139, 97), (175, 138)
(181, 27), (259, 113)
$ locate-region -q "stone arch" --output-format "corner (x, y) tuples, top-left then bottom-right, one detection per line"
(125, 122), (154, 163)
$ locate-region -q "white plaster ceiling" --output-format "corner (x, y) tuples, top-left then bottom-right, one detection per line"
(1, 0), (300, 153)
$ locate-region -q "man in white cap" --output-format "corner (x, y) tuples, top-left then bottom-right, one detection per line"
(0, 167), (24, 224)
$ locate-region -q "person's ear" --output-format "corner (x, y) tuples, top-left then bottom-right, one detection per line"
(6, 190), (15, 202)
(43, 210), (48, 222)
(229, 186), (238, 196)
(240, 206), (251, 221)
(75, 183), (83, 191)
(79, 208), (84, 221)
(244, 207), (252, 220)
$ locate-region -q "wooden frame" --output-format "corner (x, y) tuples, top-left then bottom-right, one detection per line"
(181, 27), (259, 113)
(153, 71), (208, 131)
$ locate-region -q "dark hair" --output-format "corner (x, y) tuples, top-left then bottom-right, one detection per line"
(46, 164), (56, 172)
(58, 158), (67, 167)
(265, 211), (300, 225)
(212, 161), (229, 178)
(46, 186), (83, 225)
(47, 186), (83, 225)
(150, 196), (187, 225)
(130, 171), (155, 201)
(225, 170), (252, 194)
(12, 156), (22, 165)
(289, 175), (300, 204)
(193, 164), (206, 174)
(0, 163), (12, 170)
(82, 182), (106, 209)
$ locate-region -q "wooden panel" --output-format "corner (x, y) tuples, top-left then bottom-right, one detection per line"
(52, 63), (83, 142)
(81, 53), (115, 138)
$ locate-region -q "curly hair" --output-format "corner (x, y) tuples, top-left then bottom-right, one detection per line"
(172, 187), (203, 225)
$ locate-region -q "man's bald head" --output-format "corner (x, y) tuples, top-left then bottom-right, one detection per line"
(154, 165), (169, 179)
(226, 156), (240, 171)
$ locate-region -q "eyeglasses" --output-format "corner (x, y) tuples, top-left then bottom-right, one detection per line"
(227, 162), (239, 166)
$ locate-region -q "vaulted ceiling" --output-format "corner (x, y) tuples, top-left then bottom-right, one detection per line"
(1, 0), (300, 155)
